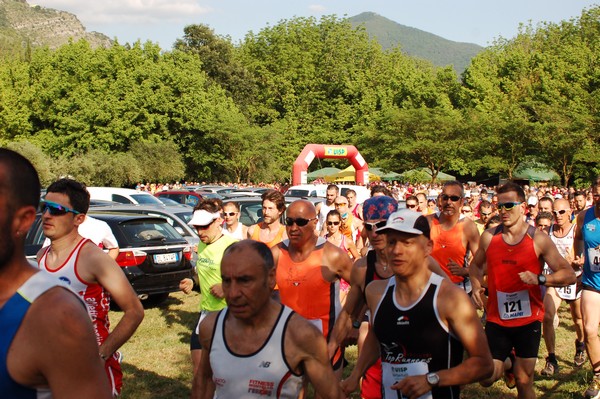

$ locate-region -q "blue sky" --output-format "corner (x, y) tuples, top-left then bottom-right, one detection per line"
(32, 0), (598, 50)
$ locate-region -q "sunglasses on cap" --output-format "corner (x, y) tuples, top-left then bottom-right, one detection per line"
(39, 200), (81, 216)
(497, 202), (522, 211)
(223, 212), (238, 217)
(327, 221), (340, 226)
(285, 217), (316, 227)
(441, 194), (461, 202)
(553, 209), (568, 216)
(364, 220), (387, 232)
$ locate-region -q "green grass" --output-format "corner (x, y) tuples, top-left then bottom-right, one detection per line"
(110, 292), (596, 398)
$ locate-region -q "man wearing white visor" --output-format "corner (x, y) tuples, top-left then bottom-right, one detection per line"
(179, 198), (238, 375)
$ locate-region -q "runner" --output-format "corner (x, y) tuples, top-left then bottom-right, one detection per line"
(248, 189), (287, 247)
(221, 200), (247, 239)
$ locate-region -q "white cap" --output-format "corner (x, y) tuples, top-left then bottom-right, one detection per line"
(527, 196), (538, 206)
(188, 210), (220, 227)
(377, 209), (430, 238)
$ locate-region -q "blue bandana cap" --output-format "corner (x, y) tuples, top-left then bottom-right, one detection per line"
(363, 196), (398, 221)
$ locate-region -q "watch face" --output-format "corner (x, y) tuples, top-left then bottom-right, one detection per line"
(538, 274), (547, 285)
(427, 373), (439, 385)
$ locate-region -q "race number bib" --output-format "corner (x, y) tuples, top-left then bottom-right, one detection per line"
(497, 290), (532, 320)
(381, 362), (432, 399)
(588, 246), (600, 272)
(556, 283), (577, 301)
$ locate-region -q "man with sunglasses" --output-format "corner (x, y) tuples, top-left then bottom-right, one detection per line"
(179, 198), (238, 374)
(540, 198), (585, 377)
(405, 195), (419, 212)
(426, 181), (481, 294)
(221, 201), (247, 239)
(574, 177), (600, 399)
(248, 189), (287, 247)
(37, 178), (144, 396)
(272, 199), (353, 384)
(470, 182), (575, 398)
(0, 150), (112, 399)
(474, 200), (496, 234)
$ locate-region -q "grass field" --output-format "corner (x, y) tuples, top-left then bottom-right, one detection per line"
(111, 291), (596, 398)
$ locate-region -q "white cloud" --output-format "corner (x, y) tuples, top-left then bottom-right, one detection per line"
(308, 4), (326, 13)
(32, 0), (212, 25)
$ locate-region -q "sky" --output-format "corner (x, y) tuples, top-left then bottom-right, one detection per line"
(31, 0), (599, 50)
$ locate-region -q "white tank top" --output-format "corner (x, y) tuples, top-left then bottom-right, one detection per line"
(222, 222), (245, 240)
(210, 306), (303, 398)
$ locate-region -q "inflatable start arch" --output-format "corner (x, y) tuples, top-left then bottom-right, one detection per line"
(292, 144), (369, 185)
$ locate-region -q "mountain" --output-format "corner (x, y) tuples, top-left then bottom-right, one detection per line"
(349, 12), (483, 74)
(0, 0), (111, 53)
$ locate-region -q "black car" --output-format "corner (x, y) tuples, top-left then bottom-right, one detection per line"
(26, 212), (194, 303)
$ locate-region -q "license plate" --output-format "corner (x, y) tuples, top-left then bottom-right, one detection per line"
(153, 253), (179, 264)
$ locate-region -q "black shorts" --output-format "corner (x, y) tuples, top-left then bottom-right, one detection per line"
(485, 320), (541, 360)
(190, 311), (209, 351)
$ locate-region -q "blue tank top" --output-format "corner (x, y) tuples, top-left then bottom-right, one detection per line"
(0, 272), (64, 399)
(582, 208), (600, 289)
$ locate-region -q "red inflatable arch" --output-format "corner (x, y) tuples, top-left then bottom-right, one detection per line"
(292, 144), (369, 185)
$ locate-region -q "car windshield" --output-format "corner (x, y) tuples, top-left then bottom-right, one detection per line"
(286, 189), (310, 197)
(131, 194), (163, 205)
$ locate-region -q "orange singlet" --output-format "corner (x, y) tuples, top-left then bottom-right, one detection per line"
(275, 238), (342, 365)
(251, 223), (285, 248)
(430, 216), (468, 284)
(486, 225), (544, 327)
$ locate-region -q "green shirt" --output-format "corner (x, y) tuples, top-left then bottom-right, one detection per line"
(196, 234), (238, 311)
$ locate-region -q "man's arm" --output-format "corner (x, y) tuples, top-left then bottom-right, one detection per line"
(84, 245), (144, 358)
(286, 315), (343, 399)
(191, 313), (218, 399)
(469, 231), (491, 309)
(324, 242), (353, 283)
(13, 286), (112, 399)
(391, 283), (493, 397)
(519, 232), (576, 287)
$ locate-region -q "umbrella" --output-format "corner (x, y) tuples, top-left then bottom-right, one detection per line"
(513, 166), (559, 182)
(400, 168), (455, 183)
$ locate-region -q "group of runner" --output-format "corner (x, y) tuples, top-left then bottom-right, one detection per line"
(3, 147), (600, 399)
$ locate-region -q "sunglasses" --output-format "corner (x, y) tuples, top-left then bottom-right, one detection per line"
(497, 202), (522, 211)
(553, 209), (568, 216)
(223, 212), (238, 217)
(334, 203), (348, 207)
(39, 200), (80, 216)
(441, 194), (461, 202)
(406, 204), (418, 209)
(364, 220), (387, 232)
(195, 219), (217, 230)
(285, 217), (316, 227)
(327, 221), (340, 226)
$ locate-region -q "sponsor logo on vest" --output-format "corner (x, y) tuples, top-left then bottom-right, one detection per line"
(259, 361), (271, 368)
(396, 315), (409, 326)
(248, 379), (274, 396)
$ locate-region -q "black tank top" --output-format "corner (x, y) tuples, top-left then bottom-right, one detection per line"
(373, 275), (464, 398)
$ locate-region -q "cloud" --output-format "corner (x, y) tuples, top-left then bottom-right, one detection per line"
(308, 4), (327, 13)
(32, 0), (212, 25)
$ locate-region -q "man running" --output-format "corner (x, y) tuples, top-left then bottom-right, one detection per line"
(248, 189), (287, 247)
(192, 240), (343, 399)
(316, 184), (339, 234)
(342, 209), (493, 398)
(540, 198), (585, 376)
(222, 200), (247, 239)
(37, 178), (144, 396)
(575, 177), (600, 399)
(0, 149), (111, 399)
(427, 181), (480, 294)
(471, 182), (575, 399)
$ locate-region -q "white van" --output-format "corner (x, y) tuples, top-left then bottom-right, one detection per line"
(284, 184), (370, 204)
(87, 187), (164, 206)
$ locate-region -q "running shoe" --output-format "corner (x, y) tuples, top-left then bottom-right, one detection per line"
(541, 357), (559, 376)
(503, 349), (516, 389)
(584, 375), (600, 399)
(575, 341), (587, 367)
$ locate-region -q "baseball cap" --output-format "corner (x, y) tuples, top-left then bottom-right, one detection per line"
(377, 209), (430, 238)
(363, 196), (398, 221)
(527, 196), (538, 206)
(188, 210), (220, 226)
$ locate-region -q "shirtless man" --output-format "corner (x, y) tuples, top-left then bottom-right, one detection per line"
(248, 189), (287, 247)
(193, 240), (343, 399)
(342, 209), (493, 398)
(37, 179), (144, 396)
(0, 149), (111, 399)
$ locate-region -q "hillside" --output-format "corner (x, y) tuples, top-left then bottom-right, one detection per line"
(350, 12), (483, 74)
(0, 0), (111, 53)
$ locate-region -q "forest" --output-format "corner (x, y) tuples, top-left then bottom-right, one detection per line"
(0, 8), (598, 187)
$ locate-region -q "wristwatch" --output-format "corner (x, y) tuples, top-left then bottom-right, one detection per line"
(537, 274), (547, 286)
(426, 372), (440, 387)
(352, 320), (361, 329)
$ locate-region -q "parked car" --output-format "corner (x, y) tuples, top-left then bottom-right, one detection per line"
(155, 190), (204, 207)
(25, 212), (195, 303)
(284, 184), (370, 203)
(87, 187), (164, 206)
